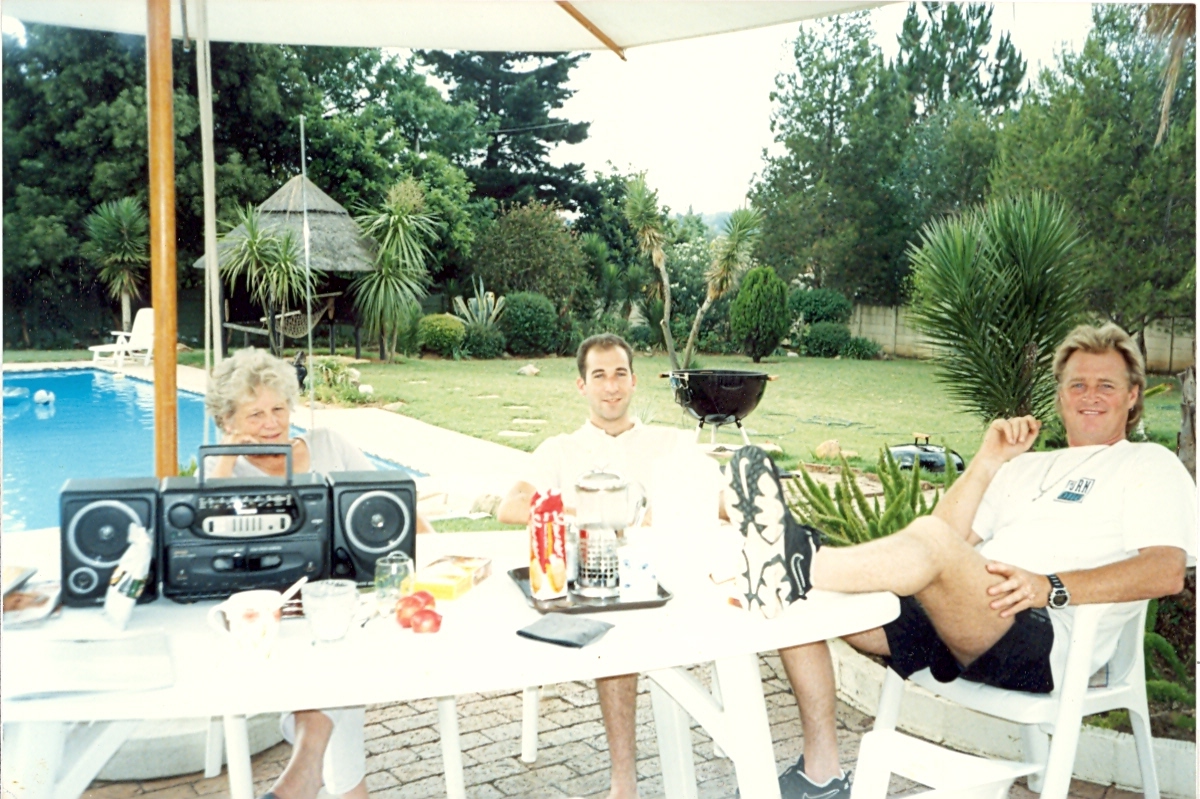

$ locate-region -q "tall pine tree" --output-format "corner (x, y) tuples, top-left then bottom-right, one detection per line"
(418, 51), (590, 210)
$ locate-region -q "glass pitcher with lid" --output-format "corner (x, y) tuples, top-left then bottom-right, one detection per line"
(574, 470), (647, 597)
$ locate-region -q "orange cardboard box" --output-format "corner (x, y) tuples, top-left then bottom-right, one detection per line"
(412, 556), (493, 600)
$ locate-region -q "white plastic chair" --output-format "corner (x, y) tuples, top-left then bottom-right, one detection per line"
(851, 729), (1039, 799)
(89, 307), (154, 369)
(873, 602), (1157, 799)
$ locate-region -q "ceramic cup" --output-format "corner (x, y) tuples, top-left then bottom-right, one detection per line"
(303, 579), (359, 644)
(207, 589), (284, 658)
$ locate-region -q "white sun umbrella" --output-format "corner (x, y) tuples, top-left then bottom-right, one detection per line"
(4, 0), (887, 474)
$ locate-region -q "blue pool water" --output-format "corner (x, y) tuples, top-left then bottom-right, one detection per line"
(2, 369), (415, 531)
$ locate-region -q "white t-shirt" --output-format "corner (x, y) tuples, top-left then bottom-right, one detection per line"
(972, 440), (1197, 686)
(229, 427), (374, 478)
(521, 419), (724, 527)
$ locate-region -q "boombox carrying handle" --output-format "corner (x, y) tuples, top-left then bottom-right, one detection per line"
(197, 444), (293, 487)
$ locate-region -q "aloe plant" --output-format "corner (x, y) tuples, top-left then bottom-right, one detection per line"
(784, 448), (958, 546)
(453, 277), (505, 328)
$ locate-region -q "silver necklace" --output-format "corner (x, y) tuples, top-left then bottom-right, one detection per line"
(1032, 447), (1109, 502)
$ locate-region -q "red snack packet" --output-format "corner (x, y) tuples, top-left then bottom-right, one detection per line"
(529, 490), (567, 600)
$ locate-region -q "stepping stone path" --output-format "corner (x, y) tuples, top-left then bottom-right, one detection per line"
(505, 404), (531, 410)
(407, 380), (428, 384)
(511, 418), (545, 425)
(476, 394), (500, 399)
(498, 430), (533, 438)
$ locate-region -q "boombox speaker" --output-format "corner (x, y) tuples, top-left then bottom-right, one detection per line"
(60, 477), (159, 606)
(327, 471), (417, 584)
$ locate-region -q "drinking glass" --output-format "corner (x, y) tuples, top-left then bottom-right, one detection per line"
(302, 579), (359, 644)
(374, 551), (413, 611)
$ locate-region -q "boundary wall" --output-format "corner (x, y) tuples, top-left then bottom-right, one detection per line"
(850, 305), (1195, 373)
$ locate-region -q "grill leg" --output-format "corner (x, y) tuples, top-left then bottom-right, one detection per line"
(694, 423), (705, 444)
(737, 421), (751, 447)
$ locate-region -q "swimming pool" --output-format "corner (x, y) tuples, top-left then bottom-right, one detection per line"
(2, 369), (414, 531)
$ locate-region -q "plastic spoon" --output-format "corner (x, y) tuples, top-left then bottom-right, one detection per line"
(281, 576), (308, 603)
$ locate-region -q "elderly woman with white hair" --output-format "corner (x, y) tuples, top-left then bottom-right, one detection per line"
(205, 348), (429, 799)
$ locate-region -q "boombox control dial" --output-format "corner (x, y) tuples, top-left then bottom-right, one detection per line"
(167, 503), (196, 529)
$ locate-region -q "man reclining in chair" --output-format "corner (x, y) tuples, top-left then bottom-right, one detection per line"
(733, 323), (1195, 730)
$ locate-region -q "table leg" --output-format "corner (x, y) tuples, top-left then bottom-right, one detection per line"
(437, 697), (466, 799)
(223, 715), (254, 799)
(648, 679), (699, 799)
(713, 655), (780, 799)
(520, 686), (539, 764)
(3, 721), (66, 799)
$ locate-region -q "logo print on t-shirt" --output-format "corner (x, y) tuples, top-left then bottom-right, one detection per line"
(1055, 477), (1095, 503)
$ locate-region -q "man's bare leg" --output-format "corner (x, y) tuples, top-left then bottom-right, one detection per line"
(811, 516), (1013, 663)
(778, 641), (841, 782)
(597, 673), (640, 799)
(269, 710), (331, 799)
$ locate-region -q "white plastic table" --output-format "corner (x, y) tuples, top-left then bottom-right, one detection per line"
(2, 528), (897, 799)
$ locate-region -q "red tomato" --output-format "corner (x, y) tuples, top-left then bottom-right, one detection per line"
(395, 596), (424, 628)
(410, 590), (436, 609)
(410, 608), (442, 633)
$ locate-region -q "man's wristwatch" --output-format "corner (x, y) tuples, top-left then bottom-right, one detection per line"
(1046, 574), (1070, 609)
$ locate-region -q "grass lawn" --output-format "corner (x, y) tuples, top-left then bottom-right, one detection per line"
(5, 347), (1184, 471)
(329, 351), (1185, 472)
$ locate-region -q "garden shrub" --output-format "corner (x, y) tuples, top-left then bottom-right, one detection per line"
(469, 201), (587, 308)
(585, 313), (632, 340)
(500, 292), (558, 356)
(840, 335), (880, 360)
(804, 322), (852, 358)
(556, 313), (583, 356)
(730, 266), (790, 362)
(463, 322), (506, 359)
(627, 325), (653, 350)
(418, 313), (466, 357)
(789, 287), (852, 326)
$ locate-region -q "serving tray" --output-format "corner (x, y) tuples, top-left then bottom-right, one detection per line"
(508, 567), (672, 614)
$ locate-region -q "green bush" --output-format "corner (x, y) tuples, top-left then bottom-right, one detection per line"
(418, 313), (466, 357)
(469, 201), (587, 307)
(584, 313), (632, 340)
(500, 292), (558, 356)
(840, 336), (880, 360)
(628, 325), (654, 350)
(463, 322), (506, 359)
(789, 287), (853, 326)
(730, 266), (790, 362)
(804, 322), (852, 358)
(556, 313), (583, 356)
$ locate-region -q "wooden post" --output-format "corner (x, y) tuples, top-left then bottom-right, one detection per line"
(147, 0), (178, 478)
(1179, 366), (1195, 480)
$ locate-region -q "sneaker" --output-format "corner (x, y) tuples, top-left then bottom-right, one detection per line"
(777, 756), (852, 799)
(736, 756), (851, 799)
(725, 446), (822, 618)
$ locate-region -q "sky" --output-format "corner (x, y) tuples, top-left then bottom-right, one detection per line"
(550, 3), (1096, 216)
(1, 3), (1096, 217)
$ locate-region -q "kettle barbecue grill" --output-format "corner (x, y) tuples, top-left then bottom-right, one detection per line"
(663, 369), (772, 445)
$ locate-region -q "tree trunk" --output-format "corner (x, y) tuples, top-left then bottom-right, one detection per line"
(654, 249), (679, 370)
(1179, 366), (1195, 480)
(682, 295), (713, 370)
(121, 292), (132, 332)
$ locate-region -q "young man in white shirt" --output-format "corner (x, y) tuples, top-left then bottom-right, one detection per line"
(498, 334), (852, 799)
(734, 324), (1194, 726)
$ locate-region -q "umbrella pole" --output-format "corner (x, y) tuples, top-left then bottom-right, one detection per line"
(299, 115), (316, 430)
(148, 0), (179, 477)
(196, 0), (220, 447)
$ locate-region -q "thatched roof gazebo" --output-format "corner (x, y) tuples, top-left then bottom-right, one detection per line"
(196, 174), (377, 357)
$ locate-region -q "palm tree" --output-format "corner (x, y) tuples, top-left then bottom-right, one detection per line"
(353, 178), (440, 361)
(908, 192), (1085, 423)
(218, 205), (324, 353)
(623, 175), (679, 369)
(1143, 4), (1195, 145)
(681, 208), (762, 368)
(82, 197), (149, 332)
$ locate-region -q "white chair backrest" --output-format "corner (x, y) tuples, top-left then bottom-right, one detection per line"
(128, 308), (155, 347)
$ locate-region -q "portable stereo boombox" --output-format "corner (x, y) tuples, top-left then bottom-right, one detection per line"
(60, 444), (418, 604)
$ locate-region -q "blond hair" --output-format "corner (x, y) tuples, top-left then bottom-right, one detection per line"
(205, 348), (300, 430)
(1053, 323), (1145, 436)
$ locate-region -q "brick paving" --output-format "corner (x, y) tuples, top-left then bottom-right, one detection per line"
(84, 653), (1139, 799)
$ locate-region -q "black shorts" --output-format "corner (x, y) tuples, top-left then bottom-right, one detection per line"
(883, 595), (1055, 694)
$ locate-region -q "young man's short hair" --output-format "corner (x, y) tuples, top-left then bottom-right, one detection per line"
(1053, 322), (1146, 436)
(576, 334), (635, 378)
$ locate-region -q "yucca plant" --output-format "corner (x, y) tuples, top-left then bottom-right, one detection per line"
(907, 192), (1085, 425)
(82, 197), (149, 332)
(353, 179), (440, 361)
(218, 206), (325, 353)
(785, 449), (958, 546)
(453, 277), (506, 328)
(623, 174), (678, 368)
(682, 207), (762, 368)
